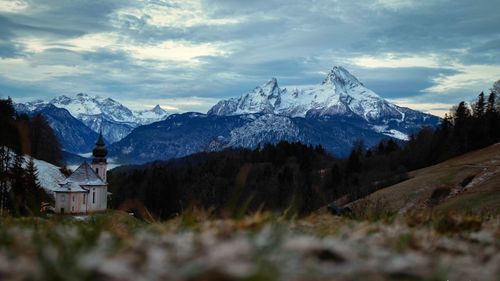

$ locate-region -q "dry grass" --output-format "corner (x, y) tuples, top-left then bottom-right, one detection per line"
(348, 143), (500, 215)
(0, 210), (498, 281)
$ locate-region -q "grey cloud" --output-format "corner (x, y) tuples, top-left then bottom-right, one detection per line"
(0, 0), (499, 112)
(0, 41), (23, 58)
(358, 67), (459, 99)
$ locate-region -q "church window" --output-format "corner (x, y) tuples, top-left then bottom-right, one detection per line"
(83, 194), (86, 204)
(61, 194), (65, 202)
(96, 168), (99, 174)
(93, 192), (95, 204)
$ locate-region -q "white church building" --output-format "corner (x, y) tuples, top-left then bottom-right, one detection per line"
(53, 133), (109, 214)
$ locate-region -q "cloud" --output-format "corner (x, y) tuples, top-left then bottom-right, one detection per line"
(121, 96), (220, 113)
(0, 57), (86, 81)
(0, 0), (498, 114)
(351, 53), (443, 69)
(113, 0), (244, 29)
(388, 98), (453, 117)
(0, 0), (29, 13)
(424, 64), (500, 94)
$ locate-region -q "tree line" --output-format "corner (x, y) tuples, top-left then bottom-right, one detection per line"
(0, 97), (61, 216)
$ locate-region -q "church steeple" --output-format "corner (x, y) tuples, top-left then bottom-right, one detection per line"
(91, 130), (107, 182)
(92, 131), (107, 161)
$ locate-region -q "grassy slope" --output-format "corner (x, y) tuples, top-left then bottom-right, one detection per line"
(349, 143), (500, 214)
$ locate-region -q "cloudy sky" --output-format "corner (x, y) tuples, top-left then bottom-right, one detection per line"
(0, 0), (499, 116)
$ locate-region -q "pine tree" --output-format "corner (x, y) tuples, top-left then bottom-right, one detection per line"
(485, 91), (500, 143)
(30, 114), (62, 165)
(25, 158), (43, 215)
(486, 91), (497, 114)
(453, 101), (471, 152)
(440, 113), (453, 135)
(0, 98), (19, 150)
(454, 101), (471, 122)
(472, 92), (485, 118)
(491, 80), (500, 111)
(346, 147), (362, 174)
(0, 146), (11, 215)
(328, 163), (342, 197)
(470, 92), (489, 148)
(492, 79), (500, 94)
(9, 152), (25, 215)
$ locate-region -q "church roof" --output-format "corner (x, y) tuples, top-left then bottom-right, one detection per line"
(61, 162), (105, 186)
(55, 182), (89, 193)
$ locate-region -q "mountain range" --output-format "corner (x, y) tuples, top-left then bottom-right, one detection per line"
(15, 94), (169, 146)
(108, 67), (440, 164)
(14, 66), (440, 164)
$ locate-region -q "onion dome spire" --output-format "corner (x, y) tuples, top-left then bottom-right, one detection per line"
(92, 129), (107, 160)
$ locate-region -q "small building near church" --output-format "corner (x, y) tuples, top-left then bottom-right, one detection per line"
(53, 133), (109, 214)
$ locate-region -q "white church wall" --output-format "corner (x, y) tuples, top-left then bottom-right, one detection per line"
(55, 193), (88, 214)
(87, 186), (107, 212)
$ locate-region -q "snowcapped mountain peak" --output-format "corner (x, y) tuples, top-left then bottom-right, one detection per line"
(208, 66), (438, 142)
(152, 104), (164, 114)
(51, 95), (72, 105)
(207, 77), (283, 116)
(134, 104), (168, 124)
(322, 66), (362, 88)
(256, 77), (281, 98)
(74, 92), (98, 101)
(262, 77), (278, 88)
(209, 66), (387, 118)
(16, 93), (170, 144)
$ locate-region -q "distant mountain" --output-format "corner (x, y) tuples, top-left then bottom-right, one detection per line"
(37, 105), (100, 154)
(209, 66), (439, 140)
(135, 105), (170, 125)
(109, 112), (393, 164)
(109, 66), (439, 164)
(15, 104), (99, 154)
(15, 93), (169, 143)
(108, 113), (248, 163)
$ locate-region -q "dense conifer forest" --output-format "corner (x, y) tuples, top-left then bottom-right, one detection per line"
(0, 98), (60, 216)
(109, 91), (500, 219)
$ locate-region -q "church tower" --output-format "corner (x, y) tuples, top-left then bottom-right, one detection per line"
(91, 131), (108, 182)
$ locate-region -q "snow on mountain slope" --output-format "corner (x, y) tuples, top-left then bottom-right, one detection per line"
(2, 148), (66, 195)
(225, 114), (300, 148)
(28, 156), (66, 195)
(16, 94), (169, 144)
(209, 78), (282, 116)
(210, 66), (406, 121)
(208, 66), (438, 140)
(50, 93), (146, 125)
(134, 104), (169, 124)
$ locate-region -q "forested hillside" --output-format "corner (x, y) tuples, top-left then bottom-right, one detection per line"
(0, 98), (61, 216)
(109, 90), (500, 219)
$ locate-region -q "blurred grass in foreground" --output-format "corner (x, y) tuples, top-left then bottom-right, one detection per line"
(0, 210), (498, 281)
